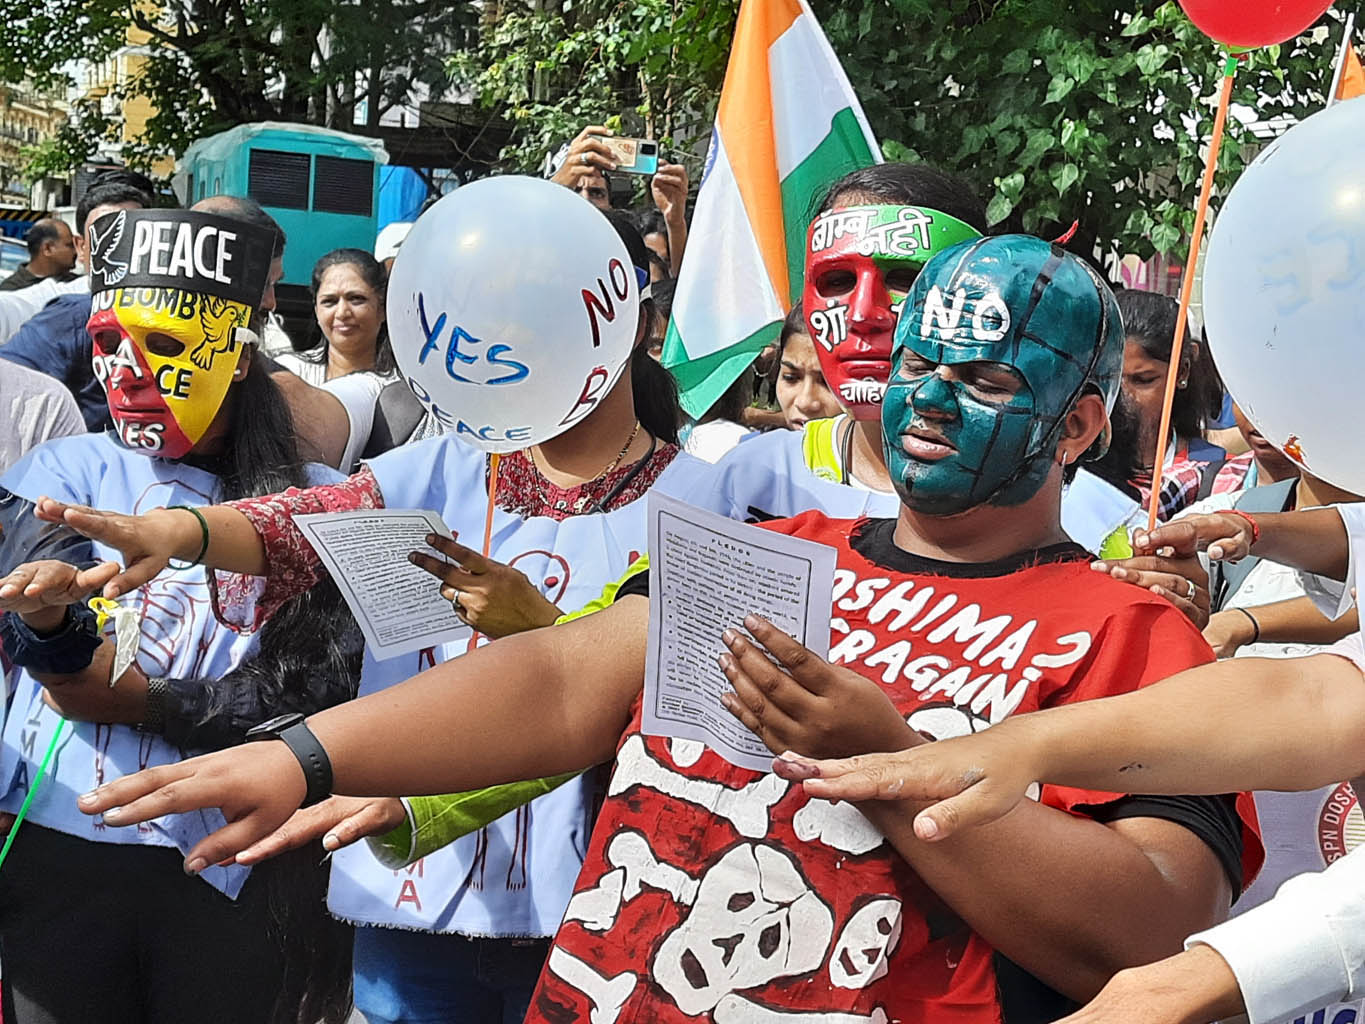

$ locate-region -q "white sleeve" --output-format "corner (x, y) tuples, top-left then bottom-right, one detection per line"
(1298, 504), (1365, 620)
(0, 278), (60, 344)
(1185, 845), (1365, 1024)
(318, 372), (386, 472)
(34, 386), (86, 445)
(1060, 467), (1142, 553)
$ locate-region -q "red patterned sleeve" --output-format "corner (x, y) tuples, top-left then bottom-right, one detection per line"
(209, 466), (386, 632)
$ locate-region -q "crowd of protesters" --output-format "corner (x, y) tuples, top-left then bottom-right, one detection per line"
(0, 118), (1358, 1024)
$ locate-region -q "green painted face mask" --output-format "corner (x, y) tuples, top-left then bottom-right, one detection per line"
(882, 235), (1124, 517)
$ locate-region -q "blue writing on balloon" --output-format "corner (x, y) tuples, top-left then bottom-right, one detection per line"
(484, 344), (530, 386)
(1292, 1007), (1358, 1024)
(416, 292), (531, 386)
(455, 420), (533, 443)
(405, 375), (532, 441)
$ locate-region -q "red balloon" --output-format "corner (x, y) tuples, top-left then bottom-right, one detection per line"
(1178, 0), (1334, 49)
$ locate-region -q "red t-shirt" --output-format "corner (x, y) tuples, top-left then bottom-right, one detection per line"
(530, 513), (1262, 1024)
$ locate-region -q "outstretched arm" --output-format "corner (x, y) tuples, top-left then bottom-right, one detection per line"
(1204, 598), (1358, 658)
(1059, 846), (1365, 1024)
(777, 652), (1365, 840)
(77, 596), (650, 869)
(32, 463), (384, 607)
(1138, 506), (1349, 581)
(723, 618), (1236, 1001)
(33, 497), (269, 596)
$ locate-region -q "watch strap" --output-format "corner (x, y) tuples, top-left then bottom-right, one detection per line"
(278, 721), (333, 807)
(0, 603), (103, 674)
(137, 676), (169, 734)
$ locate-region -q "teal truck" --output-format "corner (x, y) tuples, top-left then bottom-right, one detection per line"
(175, 121), (389, 339)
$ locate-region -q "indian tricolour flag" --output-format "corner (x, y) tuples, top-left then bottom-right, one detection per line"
(662, 0), (881, 419)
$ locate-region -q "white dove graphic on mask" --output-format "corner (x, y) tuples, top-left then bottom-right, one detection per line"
(88, 211), (129, 287)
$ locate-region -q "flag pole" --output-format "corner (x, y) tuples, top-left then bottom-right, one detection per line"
(1328, 12), (1358, 108)
(1145, 53), (1239, 532)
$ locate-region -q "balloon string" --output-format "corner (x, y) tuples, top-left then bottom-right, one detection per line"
(466, 452), (501, 653)
(1145, 55), (1239, 532)
(0, 718), (66, 874)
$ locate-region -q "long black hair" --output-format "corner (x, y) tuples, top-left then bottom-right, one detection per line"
(208, 350), (358, 1024)
(1084, 387), (1146, 501)
(301, 248), (396, 377)
(1116, 290), (1222, 441)
(603, 209), (681, 445)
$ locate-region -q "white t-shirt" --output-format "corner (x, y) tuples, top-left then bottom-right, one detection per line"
(0, 275), (89, 345)
(0, 361), (87, 472)
(1186, 828), (1365, 1024)
(273, 351), (329, 385)
(1181, 500), (1365, 1024)
(273, 353), (396, 471)
(682, 419), (753, 464)
(318, 371), (392, 472)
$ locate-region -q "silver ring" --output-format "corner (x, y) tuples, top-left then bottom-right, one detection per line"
(580, 153), (589, 166)
(1184, 578), (1197, 601)
(449, 591), (465, 617)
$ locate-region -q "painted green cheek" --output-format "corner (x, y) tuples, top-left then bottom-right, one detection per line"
(882, 381), (1048, 516)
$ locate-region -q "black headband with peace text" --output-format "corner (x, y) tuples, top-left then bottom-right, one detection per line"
(87, 208), (278, 308)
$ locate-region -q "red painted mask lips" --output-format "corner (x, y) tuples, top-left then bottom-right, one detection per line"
(89, 309), (195, 458)
(803, 258), (897, 421)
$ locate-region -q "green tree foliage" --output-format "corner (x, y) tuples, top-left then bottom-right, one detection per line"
(826, 0), (1361, 261)
(451, 0), (738, 172)
(1, 0), (480, 177)
(20, 99), (118, 181)
(460, 0), (1359, 260)
(9, 0), (1358, 261)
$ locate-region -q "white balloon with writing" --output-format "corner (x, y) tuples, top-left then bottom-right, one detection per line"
(1202, 99), (1365, 494)
(388, 175), (640, 453)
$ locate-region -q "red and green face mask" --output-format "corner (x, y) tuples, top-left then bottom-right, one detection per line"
(84, 209), (276, 458)
(802, 205), (981, 420)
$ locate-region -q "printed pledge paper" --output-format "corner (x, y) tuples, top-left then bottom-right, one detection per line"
(293, 509), (470, 660)
(643, 491), (836, 772)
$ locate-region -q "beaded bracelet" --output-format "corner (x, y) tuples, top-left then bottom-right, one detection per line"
(166, 505), (211, 568)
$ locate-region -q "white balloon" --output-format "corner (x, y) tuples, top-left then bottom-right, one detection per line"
(1203, 100), (1365, 494)
(387, 176), (640, 453)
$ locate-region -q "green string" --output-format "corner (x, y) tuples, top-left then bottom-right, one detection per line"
(0, 718), (66, 873)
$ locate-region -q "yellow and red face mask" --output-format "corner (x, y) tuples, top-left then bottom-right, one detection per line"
(85, 209), (276, 458)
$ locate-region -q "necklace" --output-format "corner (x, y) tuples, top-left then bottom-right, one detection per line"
(528, 420), (641, 514)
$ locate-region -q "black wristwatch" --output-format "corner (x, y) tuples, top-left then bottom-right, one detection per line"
(245, 713), (333, 807)
(136, 676), (169, 735)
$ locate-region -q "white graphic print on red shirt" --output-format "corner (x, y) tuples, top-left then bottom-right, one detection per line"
(530, 512), (1241, 1024)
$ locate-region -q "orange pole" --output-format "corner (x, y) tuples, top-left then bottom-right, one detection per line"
(482, 452), (502, 560)
(1146, 54), (1239, 532)
(466, 452), (502, 653)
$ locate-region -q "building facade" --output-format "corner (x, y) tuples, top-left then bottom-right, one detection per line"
(0, 84), (70, 208)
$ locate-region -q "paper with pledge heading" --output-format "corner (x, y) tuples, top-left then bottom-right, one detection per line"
(293, 508), (470, 660)
(643, 491), (836, 772)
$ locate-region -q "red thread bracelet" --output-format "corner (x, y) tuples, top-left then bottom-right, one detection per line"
(1225, 509), (1260, 547)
